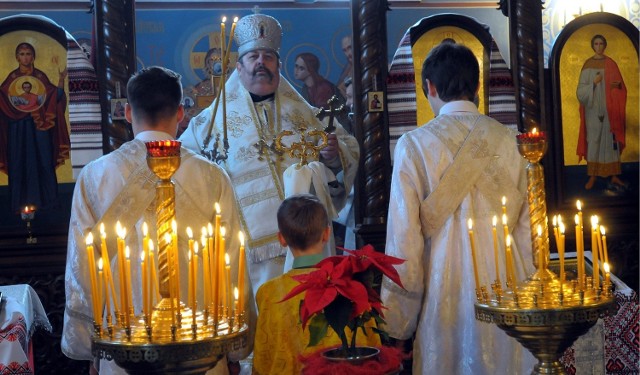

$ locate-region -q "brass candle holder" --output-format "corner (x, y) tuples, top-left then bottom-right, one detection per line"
(474, 130), (616, 375)
(92, 141), (248, 375)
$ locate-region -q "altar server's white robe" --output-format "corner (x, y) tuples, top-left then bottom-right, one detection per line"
(381, 101), (537, 374)
(62, 132), (252, 374)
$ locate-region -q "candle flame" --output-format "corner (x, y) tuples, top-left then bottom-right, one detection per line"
(506, 234), (511, 247)
(537, 225), (542, 236)
(492, 215), (497, 227)
(501, 196), (506, 206)
(201, 236), (207, 247)
(558, 215), (563, 225)
(222, 16), (227, 23)
(576, 200), (582, 211)
(559, 222), (565, 234)
(225, 253), (230, 266)
(603, 262), (610, 273)
(186, 226), (193, 238)
(467, 218), (473, 230)
(221, 226), (226, 237)
(215, 202), (221, 214)
(141, 251), (145, 261)
(531, 127), (538, 134)
(208, 223), (214, 236)
(100, 223), (106, 237)
(194, 241), (199, 254)
(164, 233), (172, 244)
(600, 226), (606, 236)
(234, 287), (239, 300)
(239, 231), (245, 246)
(201, 226), (207, 238)
(149, 240), (155, 251)
(552, 215), (557, 226)
(590, 215), (598, 229)
(86, 232), (94, 245)
(125, 246), (130, 259)
(233, 16), (239, 22)
(502, 213), (508, 226)
(574, 214), (579, 225)
(142, 222), (148, 236)
(98, 257), (103, 270)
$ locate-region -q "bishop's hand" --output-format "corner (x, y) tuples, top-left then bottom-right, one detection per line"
(320, 133), (338, 162)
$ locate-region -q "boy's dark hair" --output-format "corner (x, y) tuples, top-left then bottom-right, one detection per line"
(591, 34), (607, 49)
(126, 66), (182, 125)
(277, 194), (329, 251)
(421, 42), (479, 102)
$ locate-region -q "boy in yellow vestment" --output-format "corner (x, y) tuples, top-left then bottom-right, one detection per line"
(252, 194), (380, 374)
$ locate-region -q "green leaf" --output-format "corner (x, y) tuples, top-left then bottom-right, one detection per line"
(308, 314), (329, 347)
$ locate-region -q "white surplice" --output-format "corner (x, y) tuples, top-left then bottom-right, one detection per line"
(381, 101), (537, 374)
(62, 131), (251, 375)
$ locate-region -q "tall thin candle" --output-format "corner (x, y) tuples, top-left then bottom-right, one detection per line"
(590, 216), (600, 290)
(171, 220), (181, 306)
(116, 222), (127, 325)
(491, 216), (500, 284)
(187, 227), (195, 309)
(201, 229), (210, 315)
(501, 196), (507, 216)
(100, 258), (111, 326)
(576, 201), (585, 288)
(558, 222), (566, 283)
(574, 214), (584, 289)
(194, 242), (199, 316)
(219, 227), (227, 313)
(86, 233), (100, 324)
(99, 224), (119, 313)
(237, 231), (246, 316)
(467, 219), (481, 291)
(97, 258), (104, 331)
(506, 235), (517, 291)
(225, 253), (232, 317)
(600, 226), (609, 265)
(141, 251), (148, 318)
(124, 246), (132, 327)
(149, 240), (161, 303)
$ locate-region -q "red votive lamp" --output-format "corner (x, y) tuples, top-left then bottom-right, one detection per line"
(145, 140), (182, 157)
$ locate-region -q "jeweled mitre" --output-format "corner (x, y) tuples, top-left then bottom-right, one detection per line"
(234, 14), (282, 57)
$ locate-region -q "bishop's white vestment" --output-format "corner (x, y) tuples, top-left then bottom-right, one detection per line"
(179, 71), (359, 297)
(62, 131), (251, 374)
(381, 101), (537, 374)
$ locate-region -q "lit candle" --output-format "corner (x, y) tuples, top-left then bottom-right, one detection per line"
(187, 227), (195, 309)
(220, 17), (226, 71)
(164, 233), (177, 326)
(590, 216), (600, 290)
(506, 235), (517, 291)
(558, 222), (566, 282)
(225, 252), (232, 316)
(208, 223), (217, 317)
(124, 246), (132, 327)
(116, 222), (127, 325)
(141, 251), (148, 318)
(194, 241), (199, 316)
(149, 240), (161, 303)
(595, 222), (605, 281)
(603, 262), (611, 288)
(97, 258), (104, 330)
(233, 287), (239, 327)
(600, 226), (609, 265)
(537, 225), (544, 274)
(501, 196), (507, 216)
(86, 233), (100, 324)
(576, 201), (585, 285)
(99, 224), (119, 313)
(219, 226), (227, 314)
(100, 258), (110, 326)
(575, 214), (584, 289)
(201, 228), (210, 315)
(171, 220), (181, 306)
(467, 219), (481, 292)
(237, 231), (246, 315)
(142, 223), (150, 317)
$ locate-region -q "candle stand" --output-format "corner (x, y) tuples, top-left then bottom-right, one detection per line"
(20, 205), (37, 244)
(474, 131), (616, 375)
(92, 141), (247, 374)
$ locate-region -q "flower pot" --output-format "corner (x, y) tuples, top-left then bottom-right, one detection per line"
(321, 346), (380, 365)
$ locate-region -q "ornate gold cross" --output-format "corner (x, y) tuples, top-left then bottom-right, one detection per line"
(253, 137), (283, 161)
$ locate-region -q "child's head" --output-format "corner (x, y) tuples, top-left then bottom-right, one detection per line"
(277, 194), (329, 252)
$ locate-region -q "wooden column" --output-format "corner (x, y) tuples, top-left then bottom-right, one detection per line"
(501, 0), (547, 132)
(94, 0), (137, 153)
(351, 0), (392, 251)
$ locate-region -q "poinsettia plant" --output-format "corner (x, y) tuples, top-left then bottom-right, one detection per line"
(281, 244), (405, 356)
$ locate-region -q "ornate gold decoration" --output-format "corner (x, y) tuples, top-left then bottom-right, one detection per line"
(92, 140), (248, 375)
(474, 131), (616, 375)
(275, 125), (327, 167)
